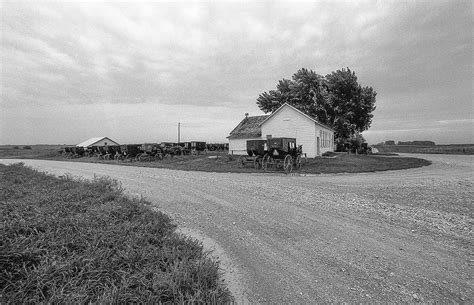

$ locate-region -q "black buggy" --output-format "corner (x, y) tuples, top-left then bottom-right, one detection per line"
(182, 141), (207, 155)
(119, 144), (142, 161)
(262, 137), (304, 173)
(238, 137), (304, 173)
(137, 143), (163, 161)
(237, 139), (268, 169)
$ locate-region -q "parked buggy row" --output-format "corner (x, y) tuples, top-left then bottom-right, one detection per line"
(62, 141), (228, 161)
(237, 138), (306, 173)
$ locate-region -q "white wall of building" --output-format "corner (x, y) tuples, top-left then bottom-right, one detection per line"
(315, 127), (334, 156)
(228, 138), (248, 155)
(261, 106), (317, 157)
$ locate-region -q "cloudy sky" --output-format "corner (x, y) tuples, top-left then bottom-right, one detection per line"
(1, 0), (472, 145)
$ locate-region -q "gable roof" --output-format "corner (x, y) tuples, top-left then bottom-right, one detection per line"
(259, 103), (335, 132)
(76, 137), (119, 147)
(227, 115), (269, 139)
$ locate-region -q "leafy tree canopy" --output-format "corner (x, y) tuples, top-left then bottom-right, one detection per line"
(256, 68), (376, 143)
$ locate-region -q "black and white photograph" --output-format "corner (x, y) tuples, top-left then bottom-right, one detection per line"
(1, 0), (472, 303)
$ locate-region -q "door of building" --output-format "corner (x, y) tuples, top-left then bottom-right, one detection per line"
(316, 137), (320, 156)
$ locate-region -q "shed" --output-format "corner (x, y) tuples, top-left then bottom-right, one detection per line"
(76, 137), (120, 148)
(227, 114), (269, 155)
(227, 103), (335, 158)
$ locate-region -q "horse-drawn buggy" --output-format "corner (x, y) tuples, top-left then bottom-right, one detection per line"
(118, 144), (142, 161)
(63, 146), (85, 158)
(63, 146), (73, 158)
(182, 141), (207, 155)
(238, 137), (305, 173)
(136, 143), (163, 161)
(90, 145), (119, 160)
(263, 137), (304, 173)
(206, 143), (228, 152)
(160, 142), (184, 159)
(237, 139), (267, 169)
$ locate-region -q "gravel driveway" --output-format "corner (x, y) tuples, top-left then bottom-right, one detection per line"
(2, 154), (472, 303)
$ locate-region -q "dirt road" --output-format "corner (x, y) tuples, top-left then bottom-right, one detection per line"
(2, 154), (472, 303)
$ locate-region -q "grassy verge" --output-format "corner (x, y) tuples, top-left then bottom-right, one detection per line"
(0, 163), (232, 303)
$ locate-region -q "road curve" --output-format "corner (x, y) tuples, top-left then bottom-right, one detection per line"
(1, 154), (472, 303)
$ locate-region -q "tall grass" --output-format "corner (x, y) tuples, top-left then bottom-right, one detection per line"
(0, 163), (232, 304)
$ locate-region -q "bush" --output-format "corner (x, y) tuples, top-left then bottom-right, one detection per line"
(23, 146), (32, 149)
(13, 146), (19, 149)
(322, 151), (337, 157)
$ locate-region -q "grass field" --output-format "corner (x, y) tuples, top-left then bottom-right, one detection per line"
(298, 153), (431, 173)
(78, 153), (431, 174)
(0, 145), (431, 174)
(0, 163), (232, 303)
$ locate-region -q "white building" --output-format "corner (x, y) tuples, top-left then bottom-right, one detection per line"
(76, 137), (120, 148)
(227, 103), (334, 158)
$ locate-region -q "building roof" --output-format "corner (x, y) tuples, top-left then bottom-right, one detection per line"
(260, 103), (335, 132)
(227, 115), (269, 139)
(76, 137), (119, 147)
(227, 103), (335, 139)
(227, 103), (335, 140)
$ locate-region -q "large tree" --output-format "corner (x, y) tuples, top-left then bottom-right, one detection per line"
(256, 68), (376, 144)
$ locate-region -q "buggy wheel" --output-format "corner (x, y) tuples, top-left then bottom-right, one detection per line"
(237, 155), (245, 168)
(253, 156), (261, 169)
(295, 154), (302, 170)
(135, 153), (142, 161)
(284, 155), (293, 173)
(262, 154), (271, 171)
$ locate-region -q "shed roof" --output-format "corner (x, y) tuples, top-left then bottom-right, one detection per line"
(227, 115), (269, 139)
(76, 137), (119, 147)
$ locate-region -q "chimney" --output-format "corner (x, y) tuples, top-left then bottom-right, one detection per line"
(245, 113), (249, 119)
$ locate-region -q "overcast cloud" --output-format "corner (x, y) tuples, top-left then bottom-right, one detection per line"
(1, 0), (472, 144)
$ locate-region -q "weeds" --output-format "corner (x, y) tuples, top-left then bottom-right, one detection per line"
(0, 163), (232, 304)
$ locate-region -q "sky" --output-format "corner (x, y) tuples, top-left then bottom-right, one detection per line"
(1, 0), (472, 145)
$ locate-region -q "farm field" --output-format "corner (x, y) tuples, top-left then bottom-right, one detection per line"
(1, 154), (472, 303)
(0, 145), (66, 159)
(0, 163), (232, 303)
(0, 145), (431, 174)
(374, 144), (474, 155)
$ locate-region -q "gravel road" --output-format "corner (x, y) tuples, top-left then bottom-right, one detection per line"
(2, 154), (472, 303)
